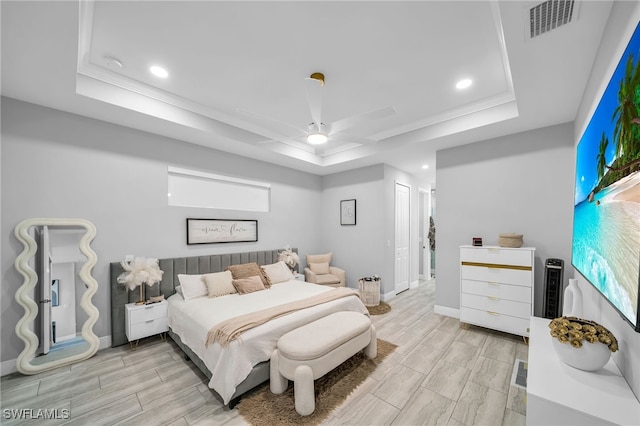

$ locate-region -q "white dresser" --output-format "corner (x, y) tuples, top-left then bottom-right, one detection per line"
(459, 245), (535, 337)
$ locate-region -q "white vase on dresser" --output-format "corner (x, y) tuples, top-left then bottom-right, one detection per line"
(459, 245), (535, 337)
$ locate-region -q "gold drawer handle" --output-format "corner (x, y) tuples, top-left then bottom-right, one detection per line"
(487, 311), (499, 316)
(488, 282), (500, 286)
(488, 296), (500, 301)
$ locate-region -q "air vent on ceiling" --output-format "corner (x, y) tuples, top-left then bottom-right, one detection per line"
(529, 0), (576, 39)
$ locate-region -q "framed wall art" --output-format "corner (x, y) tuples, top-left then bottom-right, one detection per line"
(186, 218), (258, 245)
(340, 199), (356, 226)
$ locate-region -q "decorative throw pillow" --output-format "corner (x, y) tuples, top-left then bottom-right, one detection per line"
(177, 274), (208, 301)
(202, 270), (236, 298)
(309, 262), (331, 275)
(261, 261), (295, 284)
(226, 262), (271, 288)
(232, 275), (266, 294)
(306, 252), (333, 265)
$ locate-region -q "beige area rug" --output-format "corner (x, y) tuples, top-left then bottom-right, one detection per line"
(237, 339), (397, 426)
(367, 301), (391, 315)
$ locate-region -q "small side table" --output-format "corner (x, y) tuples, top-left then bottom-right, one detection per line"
(358, 277), (381, 306)
(294, 273), (305, 281)
(125, 299), (168, 350)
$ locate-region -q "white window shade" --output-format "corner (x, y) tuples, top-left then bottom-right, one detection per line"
(168, 166), (270, 212)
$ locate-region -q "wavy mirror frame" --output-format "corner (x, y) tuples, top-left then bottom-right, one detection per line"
(14, 218), (100, 374)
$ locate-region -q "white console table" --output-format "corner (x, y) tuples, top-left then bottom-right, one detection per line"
(527, 317), (640, 425)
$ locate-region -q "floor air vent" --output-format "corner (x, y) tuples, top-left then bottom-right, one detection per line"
(529, 0), (576, 39)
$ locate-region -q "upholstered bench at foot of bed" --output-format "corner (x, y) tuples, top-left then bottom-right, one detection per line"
(269, 311), (377, 416)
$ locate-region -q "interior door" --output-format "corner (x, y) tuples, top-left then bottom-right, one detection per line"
(395, 183), (410, 293)
(40, 225), (52, 354)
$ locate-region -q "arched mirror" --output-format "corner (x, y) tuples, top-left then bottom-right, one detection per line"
(14, 218), (99, 374)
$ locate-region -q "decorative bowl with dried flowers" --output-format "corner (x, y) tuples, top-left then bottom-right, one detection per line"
(117, 257), (164, 304)
(278, 246), (299, 272)
(549, 316), (618, 371)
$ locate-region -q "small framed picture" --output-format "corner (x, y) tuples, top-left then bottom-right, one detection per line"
(340, 199), (356, 226)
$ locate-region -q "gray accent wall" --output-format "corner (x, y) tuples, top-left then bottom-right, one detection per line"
(573, 0), (640, 400)
(435, 122), (575, 316)
(1, 97), (323, 365)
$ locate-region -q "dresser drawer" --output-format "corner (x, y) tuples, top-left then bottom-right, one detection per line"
(127, 317), (168, 341)
(461, 265), (532, 287)
(461, 279), (531, 303)
(461, 293), (531, 319)
(128, 302), (168, 325)
(460, 307), (531, 337)
(460, 246), (533, 267)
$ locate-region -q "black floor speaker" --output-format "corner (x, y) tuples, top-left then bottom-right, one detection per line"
(543, 258), (564, 319)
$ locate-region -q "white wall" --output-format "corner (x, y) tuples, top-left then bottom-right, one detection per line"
(573, 1), (640, 400)
(320, 165), (386, 290)
(435, 122), (575, 316)
(1, 97), (324, 365)
(319, 164), (422, 297)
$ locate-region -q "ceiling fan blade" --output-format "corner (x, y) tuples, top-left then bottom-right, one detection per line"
(329, 106), (396, 135)
(237, 108), (307, 136)
(331, 132), (378, 145)
(304, 77), (323, 131)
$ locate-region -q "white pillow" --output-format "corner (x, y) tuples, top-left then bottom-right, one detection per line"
(203, 271), (236, 297)
(177, 274), (208, 301)
(261, 261), (295, 284)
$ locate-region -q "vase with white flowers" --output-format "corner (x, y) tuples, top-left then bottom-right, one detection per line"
(117, 257), (164, 305)
(278, 246), (300, 272)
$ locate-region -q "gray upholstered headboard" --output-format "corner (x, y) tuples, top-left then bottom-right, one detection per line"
(109, 248), (297, 347)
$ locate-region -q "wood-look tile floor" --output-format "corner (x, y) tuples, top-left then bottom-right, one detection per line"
(0, 280), (528, 425)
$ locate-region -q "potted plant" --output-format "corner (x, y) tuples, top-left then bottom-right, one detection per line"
(117, 257), (164, 304)
(549, 316), (618, 371)
(278, 246), (300, 272)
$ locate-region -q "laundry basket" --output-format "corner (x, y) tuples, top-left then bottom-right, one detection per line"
(358, 276), (381, 307)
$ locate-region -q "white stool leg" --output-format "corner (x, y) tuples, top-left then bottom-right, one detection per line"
(269, 350), (288, 394)
(293, 365), (315, 416)
(364, 325), (377, 359)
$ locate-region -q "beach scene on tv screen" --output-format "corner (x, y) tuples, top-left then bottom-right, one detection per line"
(572, 23), (639, 327)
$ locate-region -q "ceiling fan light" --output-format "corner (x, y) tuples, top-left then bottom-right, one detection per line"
(307, 133), (328, 145)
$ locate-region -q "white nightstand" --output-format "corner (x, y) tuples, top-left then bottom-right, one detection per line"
(294, 273), (305, 281)
(125, 299), (168, 349)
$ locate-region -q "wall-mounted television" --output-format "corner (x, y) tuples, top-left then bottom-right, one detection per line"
(572, 22), (640, 332)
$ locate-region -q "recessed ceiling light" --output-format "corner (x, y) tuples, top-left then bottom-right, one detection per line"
(456, 79), (472, 89)
(307, 133), (328, 145)
(421, 164), (429, 170)
(150, 65), (168, 78)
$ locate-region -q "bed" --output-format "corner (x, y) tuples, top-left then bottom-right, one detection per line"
(109, 248), (368, 406)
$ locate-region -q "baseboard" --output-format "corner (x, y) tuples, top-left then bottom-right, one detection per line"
(99, 335), (111, 350)
(1, 335), (113, 377)
(381, 290), (396, 302)
(434, 305), (459, 319)
(1, 358), (17, 376)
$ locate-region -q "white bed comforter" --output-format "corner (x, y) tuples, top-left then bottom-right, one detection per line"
(167, 280), (368, 404)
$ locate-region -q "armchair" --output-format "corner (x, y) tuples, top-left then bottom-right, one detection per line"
(304, 252), (345, 288)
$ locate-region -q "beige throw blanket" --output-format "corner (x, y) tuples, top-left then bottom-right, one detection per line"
(206, 287), (361, 347)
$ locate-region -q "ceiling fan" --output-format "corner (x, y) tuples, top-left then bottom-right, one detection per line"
(238, 72), (395, 154)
